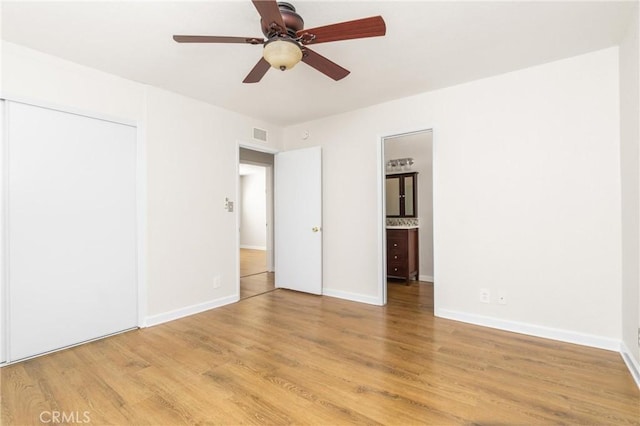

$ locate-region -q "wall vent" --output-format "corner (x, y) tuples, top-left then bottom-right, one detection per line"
(253, 127), (268, 142)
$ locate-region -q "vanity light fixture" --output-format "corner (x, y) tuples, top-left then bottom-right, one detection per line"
(386, 157), (414, 172)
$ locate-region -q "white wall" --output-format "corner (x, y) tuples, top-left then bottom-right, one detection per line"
(1, 36), (632, 365)
(384, 132), (434, 281)
(619, 5), (640, 373)
(144, 87), (277, 318)
(1, 42), (145, 121)
(1, 41), (284, 325)
(284, 47), (622, 347)
(240, 169), (267, 250)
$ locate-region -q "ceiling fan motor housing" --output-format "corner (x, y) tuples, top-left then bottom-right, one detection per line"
(261, 2), (304, 38)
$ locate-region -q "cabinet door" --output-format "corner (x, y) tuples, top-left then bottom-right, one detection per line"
(385, 173), (417, 218)
(404, 176), (415, 216)
(385, 176), (401, 216)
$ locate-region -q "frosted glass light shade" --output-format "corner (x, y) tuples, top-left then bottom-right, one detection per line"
(263, 39), (303, 71)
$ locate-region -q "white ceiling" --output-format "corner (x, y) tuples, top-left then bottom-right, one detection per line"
(1, 1), (635, 126)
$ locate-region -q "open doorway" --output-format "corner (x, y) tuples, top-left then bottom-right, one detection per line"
(381, 129), (434, 304)
(238, 147), (275, 299)
(239, 163), (268, 276)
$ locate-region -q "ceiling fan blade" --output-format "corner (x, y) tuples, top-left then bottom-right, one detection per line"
(173, 35), (264, 44)
(301, 48), (350, 81)
(243, 57), (271, 83)
(252, 0), (286, 34)
(297, 16), (386, 45)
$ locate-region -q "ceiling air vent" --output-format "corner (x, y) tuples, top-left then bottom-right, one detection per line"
(253, 127), (268, 142)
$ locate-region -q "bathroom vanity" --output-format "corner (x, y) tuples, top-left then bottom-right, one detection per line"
(386, 226), (419, 282)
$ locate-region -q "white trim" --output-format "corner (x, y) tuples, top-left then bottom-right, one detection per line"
(238, 139), (278, 155)
(376, 132), (387, 305)
(621, 341), (640, 389)
(144, 295), (239, 328)
(235, 146), (241, 305)
(323, 288), (383, 306)
(418, 275), (434, 282)
(265, 164), (274, 272)
(436, 308), (620, 351)
(0, 100), (7, 364)
(135, 87), (149, 329)
(240, 245), (266, 250)
(0, 92), (137, 128)
(431, 129), (440, 314)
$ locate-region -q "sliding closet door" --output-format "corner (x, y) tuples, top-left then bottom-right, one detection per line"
(6, 101), (138, 361)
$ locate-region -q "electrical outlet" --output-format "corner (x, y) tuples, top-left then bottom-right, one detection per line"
(480, 288), (490, 304)
(213, 276), (221, 289)
(497, 293), (507, 305)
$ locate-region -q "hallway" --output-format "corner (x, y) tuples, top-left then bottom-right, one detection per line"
(240, 248), (274, 299)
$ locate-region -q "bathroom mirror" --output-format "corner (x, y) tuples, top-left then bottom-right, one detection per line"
(385, 172), (418, 217)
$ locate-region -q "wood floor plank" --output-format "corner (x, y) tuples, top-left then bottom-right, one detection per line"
(240, 248), (268, 278)
(240, 248), (274, 299)
(1, 282), (638, 425)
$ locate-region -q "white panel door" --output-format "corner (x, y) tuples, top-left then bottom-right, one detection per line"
(275, 146), (322, 294)
(7, 102), (138, 361)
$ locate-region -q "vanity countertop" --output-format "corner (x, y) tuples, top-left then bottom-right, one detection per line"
(386, 225), (420, 229)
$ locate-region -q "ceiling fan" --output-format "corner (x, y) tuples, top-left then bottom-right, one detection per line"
(173, 0), (386, 83)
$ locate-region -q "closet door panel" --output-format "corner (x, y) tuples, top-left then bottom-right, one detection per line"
(7, 102), (137, 361)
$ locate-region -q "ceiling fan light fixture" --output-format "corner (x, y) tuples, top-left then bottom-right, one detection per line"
(263, 38), (302, 71)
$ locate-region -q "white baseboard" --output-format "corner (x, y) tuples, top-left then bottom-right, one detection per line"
(240, 245), (266, 250)
(144, 295), (239, 327)
(418, 275), (434, 282)
(435, 308), (620, 352)
(322, 288), (382, 306)
(621, 341), (640, 389)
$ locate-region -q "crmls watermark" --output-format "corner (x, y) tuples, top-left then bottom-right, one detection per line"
(39, 411), (91, 424)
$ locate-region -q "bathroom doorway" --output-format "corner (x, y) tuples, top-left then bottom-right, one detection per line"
(381, 129), (434, 304)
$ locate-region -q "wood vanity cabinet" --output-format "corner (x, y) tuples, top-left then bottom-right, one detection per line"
(387, 228), (419, 282)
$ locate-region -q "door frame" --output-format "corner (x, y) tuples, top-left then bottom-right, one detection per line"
(377, 126), (435, 306)
(235, 141), (278, 298)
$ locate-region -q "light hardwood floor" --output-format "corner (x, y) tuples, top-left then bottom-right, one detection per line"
(240, 248), (267, 278)
(2, 283), (638, 425)
(240, 271), (275, 300)
(240, 248), (275, 299)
